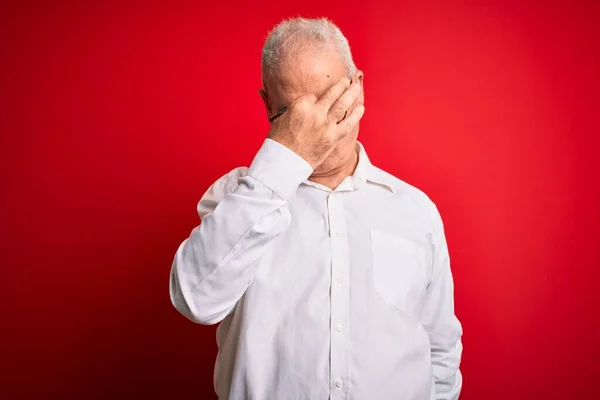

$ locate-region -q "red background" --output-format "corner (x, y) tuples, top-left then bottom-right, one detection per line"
(2, 1), (599, 399)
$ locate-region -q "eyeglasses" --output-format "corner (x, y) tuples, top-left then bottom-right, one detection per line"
(268, 109), (285, 123)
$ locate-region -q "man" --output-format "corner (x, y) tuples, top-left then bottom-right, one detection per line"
(170, 17), (463, 400)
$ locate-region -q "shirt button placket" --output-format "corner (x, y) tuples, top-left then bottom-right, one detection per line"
(327, 192), (349, 399)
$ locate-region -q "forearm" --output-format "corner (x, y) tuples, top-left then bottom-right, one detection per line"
(170, 184), (290, 324)
(170, 139), (313, 325)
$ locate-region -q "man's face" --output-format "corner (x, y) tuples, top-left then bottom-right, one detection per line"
(260, 43), (364, 174)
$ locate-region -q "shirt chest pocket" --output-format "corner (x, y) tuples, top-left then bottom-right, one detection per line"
(370, 228), (428, 319)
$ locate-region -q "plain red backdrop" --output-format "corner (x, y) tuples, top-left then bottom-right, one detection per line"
(1, 0), (599, 399)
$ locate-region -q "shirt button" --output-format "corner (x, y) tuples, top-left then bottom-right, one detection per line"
(335, 379), (344, 388)
(336, 276), (343, 283)
(336, 231), (342, 238)
(336, 325), (343, 332)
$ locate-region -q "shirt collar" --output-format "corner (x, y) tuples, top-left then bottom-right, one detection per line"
(353, 141), (395, 193)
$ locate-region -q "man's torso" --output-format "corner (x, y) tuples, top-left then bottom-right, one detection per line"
(212, 162), (438, 400)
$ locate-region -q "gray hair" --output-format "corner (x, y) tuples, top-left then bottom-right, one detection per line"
(261, 17), (357, 83)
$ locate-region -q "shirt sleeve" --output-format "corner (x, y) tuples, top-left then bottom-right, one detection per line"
(420, 202), (463, 399)
(169, 139), (313, 325)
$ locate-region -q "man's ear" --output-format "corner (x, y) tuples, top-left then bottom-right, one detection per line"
(259, 88), (271, 120)
(355, 70), (364, 84)
(354, 70), (365, 105)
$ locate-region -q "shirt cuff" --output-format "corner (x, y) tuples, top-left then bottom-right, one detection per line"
(248, 139), (313, 200)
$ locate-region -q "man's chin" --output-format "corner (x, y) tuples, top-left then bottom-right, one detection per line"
(311, 133), (359, 175)
(312, 151), (357, 178)
(311, 162), (337, 177)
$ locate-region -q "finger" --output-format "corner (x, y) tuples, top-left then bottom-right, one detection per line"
(337, 104), (365, 137)
(316, 77), (351, 109)
(328, 82), (361, 123)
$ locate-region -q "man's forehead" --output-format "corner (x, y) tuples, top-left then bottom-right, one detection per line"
(266, 43), (345, 91)
(272, 75), (336, 97)
(267, 58), (346, 102)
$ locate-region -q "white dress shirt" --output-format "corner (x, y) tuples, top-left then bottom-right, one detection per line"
(170, 139), (463, 400)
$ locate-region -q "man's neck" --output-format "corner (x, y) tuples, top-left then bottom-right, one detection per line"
(308, 149), (359, 190)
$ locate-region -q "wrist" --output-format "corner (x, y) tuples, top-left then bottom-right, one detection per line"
(248, 139), (314, 200)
